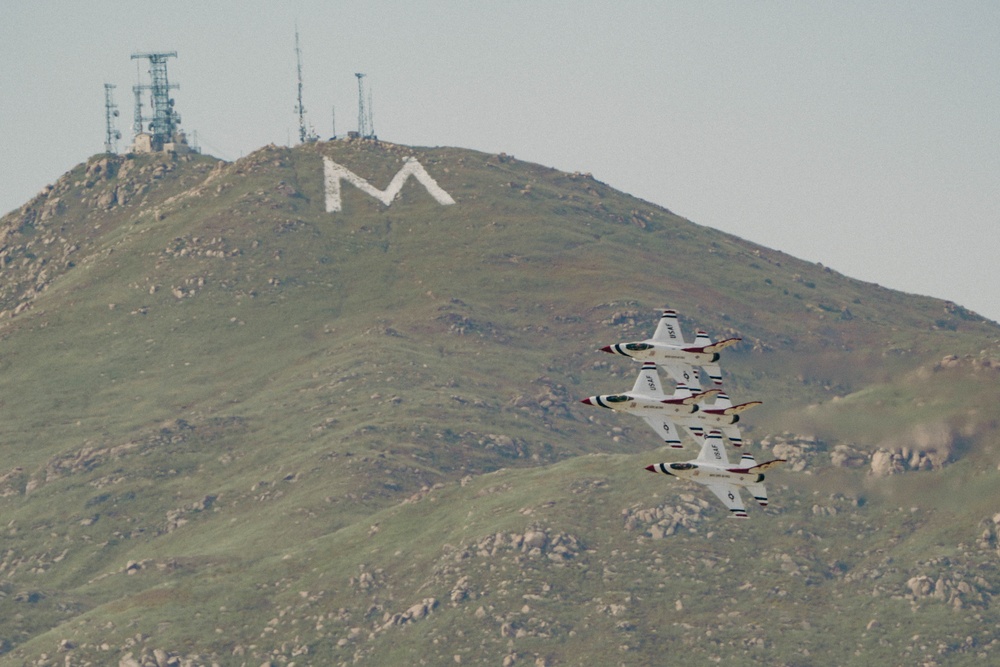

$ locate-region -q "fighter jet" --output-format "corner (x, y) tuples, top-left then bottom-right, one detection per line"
(644, 431), (785, 518)
(686, 391), (761, 448)
(579, 362), (717, 448)
(600, 309), (740, 385)
(582, 363), (759, 447)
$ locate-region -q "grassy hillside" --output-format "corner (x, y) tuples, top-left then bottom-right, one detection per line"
(0, 140), (997, 666)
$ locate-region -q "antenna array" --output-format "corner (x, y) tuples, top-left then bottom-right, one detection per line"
(130, 51), (181, 150)
(355, 73), (375, 139)
(295, 28), (318, 143)
(103, 83), (122, 154)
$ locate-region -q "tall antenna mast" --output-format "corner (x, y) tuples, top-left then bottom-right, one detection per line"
(294, 28), (317, 144)
(295, 27), (307, 143)
(132, 60), (145, 138)
(355, 73), (370, 139)
(368, 82), (375, 139)
(103, 83), (121, 154)
(130, 51), (180, 150)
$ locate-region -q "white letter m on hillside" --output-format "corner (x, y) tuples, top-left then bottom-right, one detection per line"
(324, 156), (456, 213)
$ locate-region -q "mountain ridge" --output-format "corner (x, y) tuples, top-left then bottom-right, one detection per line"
(0, 139), (998, 665)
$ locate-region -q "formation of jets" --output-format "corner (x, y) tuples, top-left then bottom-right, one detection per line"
(581, 308), (784, 517)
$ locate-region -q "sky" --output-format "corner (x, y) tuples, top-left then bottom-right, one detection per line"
(2, 1), (998, 322)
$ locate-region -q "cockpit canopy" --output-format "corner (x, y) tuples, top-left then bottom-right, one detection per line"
(604, 394), (631, 403)
(624, 342), (653, 351)
(669, 462), (697, 471)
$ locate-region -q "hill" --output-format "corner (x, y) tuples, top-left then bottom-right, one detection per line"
(0, 140), (998, 666)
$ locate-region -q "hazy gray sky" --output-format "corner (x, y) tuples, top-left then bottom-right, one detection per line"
(2, 1), (998, 322)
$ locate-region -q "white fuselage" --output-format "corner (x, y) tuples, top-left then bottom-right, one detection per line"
(685, 409), (740, 427)
(603, 342), (719, 366)
(581, 393), (697, 417)
(647, 461), (763, 487)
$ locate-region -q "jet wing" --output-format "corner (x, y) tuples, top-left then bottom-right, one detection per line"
(661, 363), (702, 391)
(700, 362), (724, 386)
(706, 482), (749, 518)
(728, 458), (786, 474)
(682, 423), (705, 442)
(639, 415), (684, 448)
(651, 309), (684, 345)
(630, 362), (665, 397)
(745, 482), (769, 507)
(719, 423), (744, 447)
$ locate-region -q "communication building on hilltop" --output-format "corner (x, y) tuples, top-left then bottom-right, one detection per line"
(129, 51), (193, 154)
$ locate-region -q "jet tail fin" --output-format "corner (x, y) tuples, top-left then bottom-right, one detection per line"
(652, 309), (685, 344)
(631, 362), (665, 397)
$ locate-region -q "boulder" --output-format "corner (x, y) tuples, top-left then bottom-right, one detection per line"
(523, 530), (547, 550)
(870, 449), (901, 477)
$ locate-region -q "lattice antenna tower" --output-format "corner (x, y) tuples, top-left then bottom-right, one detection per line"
(355, 73), (373, 139)
(130, 51), (180, 150)
(103, 83), (122, 154)
(132, 60), (146, 137)
(368, 82), (375, 139)
(294, 28), (317, 143)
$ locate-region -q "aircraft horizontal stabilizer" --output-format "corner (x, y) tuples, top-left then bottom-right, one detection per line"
(748, 459), (785, 472)
(722, 400), (762, 416)
(665, 389), (721, 406)
(703, 337), (741, 353)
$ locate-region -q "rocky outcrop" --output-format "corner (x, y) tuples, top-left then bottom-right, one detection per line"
(761, 434), (821, 472)
(622, 495), (709, 537)
(904, 571), (992, 609)
(871, 421), (955, 477)
(447, 527), (583, 562)
(830, 443), (867, 468)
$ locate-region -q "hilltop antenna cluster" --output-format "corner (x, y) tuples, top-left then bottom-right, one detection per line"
(103, 83), (121, 154)
(355, 73), (375, 139)
(295, 28), (318, 144)
(130, 51), (183, 151)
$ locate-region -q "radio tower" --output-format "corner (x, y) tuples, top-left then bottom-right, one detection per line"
(131, 58), (145, 137)
(103, 83), (122, 154)
(132, 84), (145, 137)
(355, 73), (374, 139)
(295, 28), (317, 143)
(131, 51), (180, 150)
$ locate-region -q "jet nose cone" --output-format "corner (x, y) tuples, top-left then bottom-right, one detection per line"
(580, 397), (594, 406)
(599, 345), (613, 354)
(644, 464), (656, 472)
